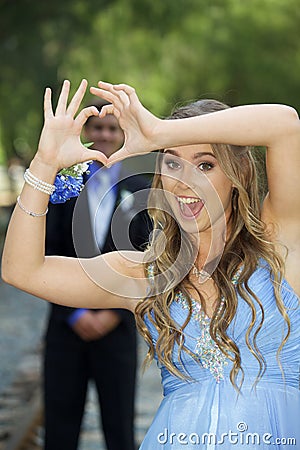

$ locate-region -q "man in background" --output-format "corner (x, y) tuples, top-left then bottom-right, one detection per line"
(43, 98), (151, 450)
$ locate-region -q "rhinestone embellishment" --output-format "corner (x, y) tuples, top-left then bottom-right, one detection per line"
(175, 292), (227, 382)
(146, 263), (242, 382)
(175, 267), (242, 382)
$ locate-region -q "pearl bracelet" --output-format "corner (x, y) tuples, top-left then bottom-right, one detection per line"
(17, 196), (48, 217)
(24, 168), (56, 195)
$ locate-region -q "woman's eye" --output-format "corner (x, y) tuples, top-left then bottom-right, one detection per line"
(198, 162), (214, 171)
(164, 159), (182, 170)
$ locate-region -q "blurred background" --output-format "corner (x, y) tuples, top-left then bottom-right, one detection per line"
(0, 0), (299, 448)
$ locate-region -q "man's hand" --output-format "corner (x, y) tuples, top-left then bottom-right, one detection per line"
(71, 310), (121, 341)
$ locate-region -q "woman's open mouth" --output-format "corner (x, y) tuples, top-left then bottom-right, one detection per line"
(177, 196), (205, 219)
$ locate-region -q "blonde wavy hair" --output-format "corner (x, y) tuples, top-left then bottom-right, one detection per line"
(135, 99), (290, 391)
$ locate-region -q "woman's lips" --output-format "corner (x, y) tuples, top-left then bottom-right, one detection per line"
(177, 196), (205, 219)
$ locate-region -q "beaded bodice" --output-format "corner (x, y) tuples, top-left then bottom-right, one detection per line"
(146, 264), (242, 383)
(174, 291), (228, 382)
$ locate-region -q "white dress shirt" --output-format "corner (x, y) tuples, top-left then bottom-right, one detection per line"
(87, 163), (121, 250)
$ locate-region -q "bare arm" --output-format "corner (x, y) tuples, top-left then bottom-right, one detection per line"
(1, 80), (147, 311)
(3, 247), (146, 310)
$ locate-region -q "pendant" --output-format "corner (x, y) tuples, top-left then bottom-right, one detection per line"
(192, 265), (211, 283)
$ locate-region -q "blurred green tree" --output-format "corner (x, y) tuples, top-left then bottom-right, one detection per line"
(0, 0), (299, 163)
(0, 0), (112, 162)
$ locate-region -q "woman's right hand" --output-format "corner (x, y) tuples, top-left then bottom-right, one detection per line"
(35, 79), (108, 171)
(90, 81), (163, 164)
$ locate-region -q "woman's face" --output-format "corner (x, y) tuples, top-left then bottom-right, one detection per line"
(160, 144), (234, 236)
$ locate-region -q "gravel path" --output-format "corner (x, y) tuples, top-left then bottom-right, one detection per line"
(0, 279), (48, 393)
(0, 277), (163, 449)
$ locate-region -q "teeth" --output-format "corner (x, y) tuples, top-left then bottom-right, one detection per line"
(177, 197), (201, 204)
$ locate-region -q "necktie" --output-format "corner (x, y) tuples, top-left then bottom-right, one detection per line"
(88, 168), (115, 250)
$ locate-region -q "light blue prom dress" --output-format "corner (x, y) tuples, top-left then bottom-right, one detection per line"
(140, 261), (299, 449)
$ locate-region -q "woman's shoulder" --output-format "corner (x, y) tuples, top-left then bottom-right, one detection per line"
(247, 258), (299, 306)
(79, 250), (148, 311)
(102, 250), (146, 278)
(103, 250), (148, 301)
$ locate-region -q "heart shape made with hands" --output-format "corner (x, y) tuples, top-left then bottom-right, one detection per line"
(90, 81), (161, 166)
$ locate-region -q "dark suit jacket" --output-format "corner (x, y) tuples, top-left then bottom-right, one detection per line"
(45, 166), (152, 337)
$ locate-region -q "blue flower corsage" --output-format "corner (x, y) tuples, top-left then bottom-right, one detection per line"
(50, 161), (91, 204)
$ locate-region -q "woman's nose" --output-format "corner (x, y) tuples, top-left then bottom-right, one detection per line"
(177, 163), (198, 188)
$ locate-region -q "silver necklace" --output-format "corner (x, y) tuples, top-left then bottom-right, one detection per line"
(192, 264), (212, 283)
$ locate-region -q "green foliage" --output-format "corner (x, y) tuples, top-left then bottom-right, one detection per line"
(0, 0), (300, 163)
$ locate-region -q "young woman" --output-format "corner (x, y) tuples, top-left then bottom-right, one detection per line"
(2, 79), (299, 449)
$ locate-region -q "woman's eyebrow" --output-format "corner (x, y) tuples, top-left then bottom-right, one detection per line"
(194, 152), (217, 159)
(164, 149), (217, 159)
